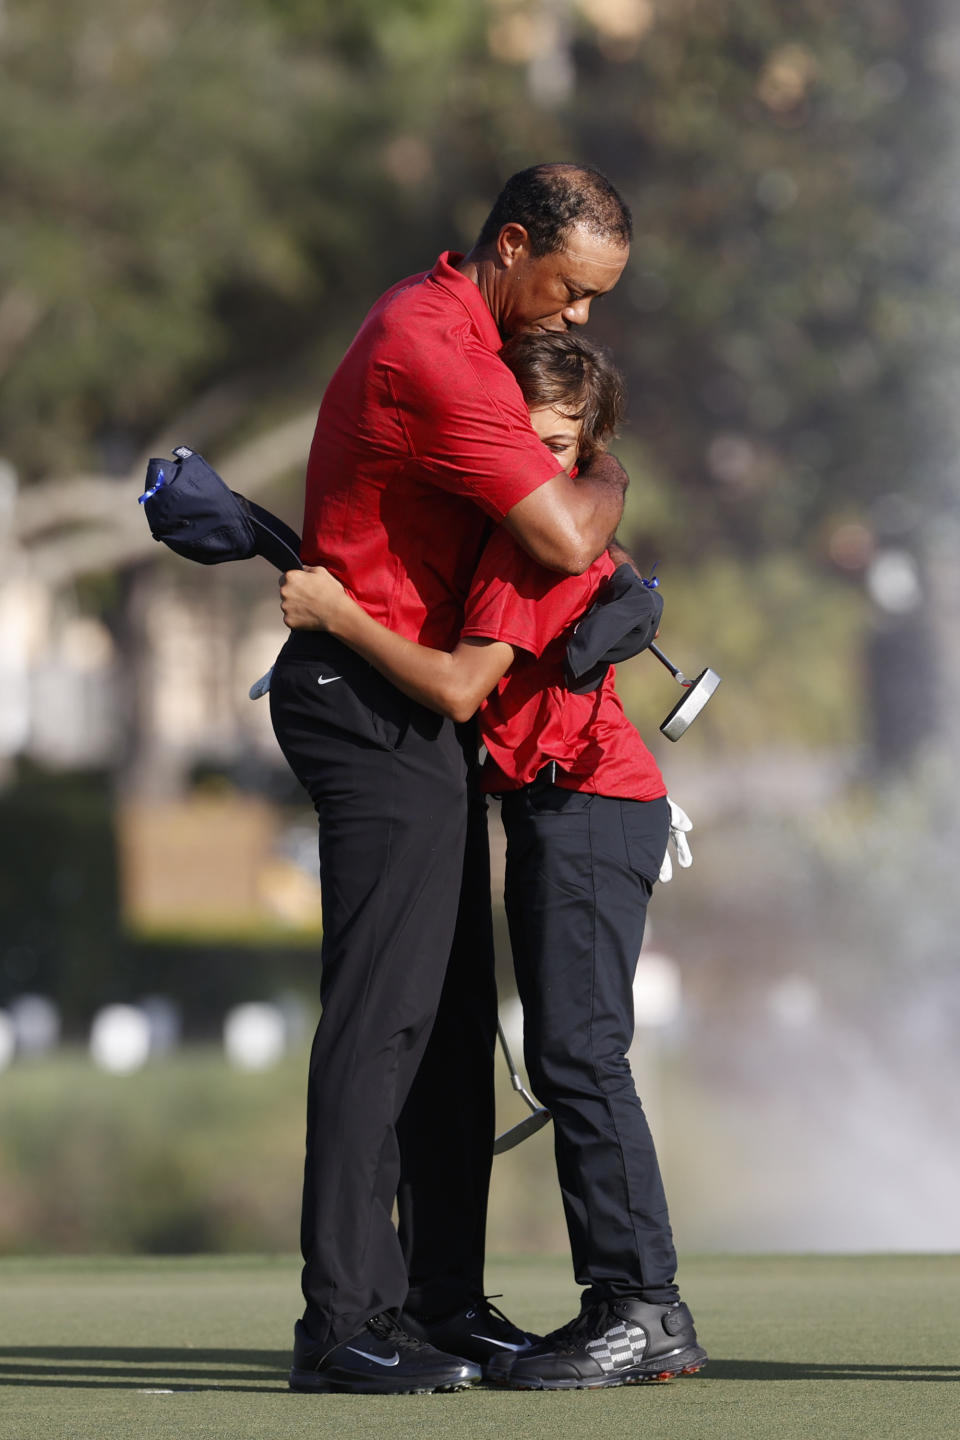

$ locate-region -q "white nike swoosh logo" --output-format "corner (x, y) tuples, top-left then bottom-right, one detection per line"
(471, 1334), (528, 1351)
(317, 675), (342, 686)
(345, 1347), (400, 1366)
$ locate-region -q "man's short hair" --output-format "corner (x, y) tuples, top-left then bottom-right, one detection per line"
(475, 163), (632, 257)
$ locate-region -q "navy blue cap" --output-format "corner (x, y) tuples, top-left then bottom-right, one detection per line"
(140, 447), (302, 571)
(564, 564), (664, 693)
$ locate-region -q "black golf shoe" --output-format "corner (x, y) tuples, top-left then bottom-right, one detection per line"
(487, 1297), (707, 1390)
(401, 1296), (539, 1376)
(288, 1312), (481, 1394)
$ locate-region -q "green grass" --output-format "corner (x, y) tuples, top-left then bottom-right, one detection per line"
(0, 1047), (577, 1257)
(1, 1254), (958, 1440)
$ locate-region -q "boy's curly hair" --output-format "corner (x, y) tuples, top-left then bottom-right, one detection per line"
(499, 331), (625, 464)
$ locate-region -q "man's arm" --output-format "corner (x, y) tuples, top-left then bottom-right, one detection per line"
(501, 450), (628, 578)
(279, 567), (514, 723)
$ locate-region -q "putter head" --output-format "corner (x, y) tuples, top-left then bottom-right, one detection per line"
(493, 1108), (551, 1155)
(660, 668), (721, 741)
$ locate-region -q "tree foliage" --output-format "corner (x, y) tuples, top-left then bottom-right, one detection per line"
(0, 0), (552, 477)
(1, 0), (953, 757)
(566, 0), (948, 564)
(3, 0), (945, 548)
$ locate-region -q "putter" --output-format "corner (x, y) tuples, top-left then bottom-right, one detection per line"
(649, 643), (721, 742)
(493, 1019), (551, 1155)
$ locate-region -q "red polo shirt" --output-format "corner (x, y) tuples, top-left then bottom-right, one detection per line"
(301, 252), (564, 649)
(461, 529), (666, 801)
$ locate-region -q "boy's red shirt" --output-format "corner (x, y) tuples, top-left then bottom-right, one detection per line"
(461, 528), (666, 801)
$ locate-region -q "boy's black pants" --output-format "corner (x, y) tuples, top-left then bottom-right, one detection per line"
(500, 784), (679, 1306)
(270, 633), (497, 1349)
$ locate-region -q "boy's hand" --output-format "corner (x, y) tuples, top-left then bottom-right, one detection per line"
(280, 565), (348, 631)
(659, 798), (693, 882)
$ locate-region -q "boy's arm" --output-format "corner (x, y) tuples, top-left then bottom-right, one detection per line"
(279, 566), (514, 723)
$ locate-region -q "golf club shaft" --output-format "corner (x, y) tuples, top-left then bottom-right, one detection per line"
(496, 1018), (540, 1114)
(649, 642), (689, 687)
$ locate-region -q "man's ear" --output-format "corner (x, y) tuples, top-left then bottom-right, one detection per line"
(497, 223), (530, 268)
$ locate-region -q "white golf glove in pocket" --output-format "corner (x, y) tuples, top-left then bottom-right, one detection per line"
(659, 797), (693, 883)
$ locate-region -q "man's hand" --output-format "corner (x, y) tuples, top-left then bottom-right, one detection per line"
(577, 448), (629, 493)
(659, 798), (693, 883)
(606, 539), (642, 577)
(604, 541), (660, 640)
(279, 566), (348, 631)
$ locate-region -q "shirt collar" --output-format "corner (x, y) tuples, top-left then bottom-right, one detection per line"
(430, 251), (503, 353)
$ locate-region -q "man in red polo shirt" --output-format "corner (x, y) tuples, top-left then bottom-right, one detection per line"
(272, 164), (632, 1395)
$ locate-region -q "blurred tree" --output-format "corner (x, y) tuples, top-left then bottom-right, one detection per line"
(0, 0), (558, 481)
(546, 0), (950, 770)
(558, 0), (948, 561)
(2, 0), (953, 767)
(6, 0), (941, 542)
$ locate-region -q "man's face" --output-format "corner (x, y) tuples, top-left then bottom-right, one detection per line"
(497, 222), (629, 339)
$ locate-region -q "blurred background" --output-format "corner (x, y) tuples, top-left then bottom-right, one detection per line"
(2, 0), (959, 1262)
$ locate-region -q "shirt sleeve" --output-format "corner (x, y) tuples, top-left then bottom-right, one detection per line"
(388, 330), (564, 521)
(461, 527), (594, 659)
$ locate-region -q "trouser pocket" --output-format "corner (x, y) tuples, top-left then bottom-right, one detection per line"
(619, 794), (670, 884)
(269, 633), (439, 753)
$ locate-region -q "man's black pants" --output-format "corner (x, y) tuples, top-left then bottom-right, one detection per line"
(270, 633), (497, 1348)
(500, 784), (679, 1306)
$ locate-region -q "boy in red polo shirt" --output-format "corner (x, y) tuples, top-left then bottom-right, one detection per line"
(289, 331), (707, 1389)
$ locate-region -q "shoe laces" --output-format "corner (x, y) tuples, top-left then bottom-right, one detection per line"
(544, 1301), (615, 1354)
(466, 1294), (522, 1338)
(367, 1310), (429, 1352)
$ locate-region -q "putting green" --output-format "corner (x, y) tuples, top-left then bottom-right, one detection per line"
(1, 1254), (957, 1440)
